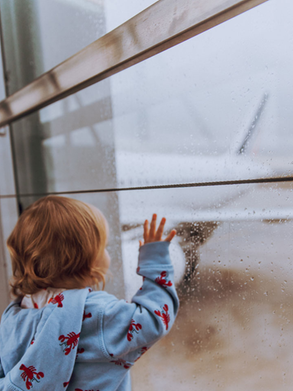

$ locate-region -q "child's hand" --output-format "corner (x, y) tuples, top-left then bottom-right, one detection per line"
(139, 214), (176, 247)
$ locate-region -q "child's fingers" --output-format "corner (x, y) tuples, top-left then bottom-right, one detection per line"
(149, 214), (157, 239)
(139, 240), (143, 247)
(155, 217), (166, 241)
(164, 229), (176, 242)
(143, 219), (149, 243)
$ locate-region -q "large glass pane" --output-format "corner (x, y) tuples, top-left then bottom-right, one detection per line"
(0, 0), (124, 295)
(1, 0), (292, 203)
(4, 181), (290, 389)
(0, 0), (157, 81)
(1, 0), (292, 387)
(118, 182), (293, 390)
(111, 0), (293, 186)
(0, 0), (111, 207)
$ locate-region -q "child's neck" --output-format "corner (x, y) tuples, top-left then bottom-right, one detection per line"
(50, 277), (92, 290)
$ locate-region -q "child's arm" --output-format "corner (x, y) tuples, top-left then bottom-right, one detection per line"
(102, 215), (179, 363)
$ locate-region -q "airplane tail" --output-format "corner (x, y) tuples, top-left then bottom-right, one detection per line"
(230, 93), (269, 155)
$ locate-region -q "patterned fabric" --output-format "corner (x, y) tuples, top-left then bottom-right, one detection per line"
(0, 242), (179, 391)
(21, 288), (65, 309)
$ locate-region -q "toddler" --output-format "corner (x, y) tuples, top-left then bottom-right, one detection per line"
(0, 196), (179, 391)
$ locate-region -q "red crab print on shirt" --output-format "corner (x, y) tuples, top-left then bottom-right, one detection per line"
(59, 332), (80, 355)
(155, 271), (172, 288)
(19, 364), (44, 390)
(127, 319), (142, 341)
(49, 293), (64, 307)
(83, 311), (92, 321)
(110, 356), (132, 369)
(154, 304), (170, 330)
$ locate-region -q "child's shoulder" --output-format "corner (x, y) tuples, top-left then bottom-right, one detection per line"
(1, 298), (22, 321)
(84, 289), (119, 311)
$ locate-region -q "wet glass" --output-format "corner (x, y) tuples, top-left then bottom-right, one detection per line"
(36, 182), (293, 390)
(111, 0), (293, 187)
(0, 0), (157, 83)
(103, 0), (157, 32)
(0, 0), (292, 387)
(1, 0), (292, 202)
(119, 182), (293, 390)
(0, 0), (106, 83)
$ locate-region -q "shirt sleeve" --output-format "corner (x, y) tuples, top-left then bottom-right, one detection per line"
(102, 241), (179, 364)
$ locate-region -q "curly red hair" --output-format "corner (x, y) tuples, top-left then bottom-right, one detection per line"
(7, 196), (108, 296)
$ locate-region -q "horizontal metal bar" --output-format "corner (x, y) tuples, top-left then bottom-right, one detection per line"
(0, 0), (267, 128)
(0, 175), (292, 199)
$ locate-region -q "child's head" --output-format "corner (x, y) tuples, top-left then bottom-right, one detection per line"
(7, 195), (110, 297)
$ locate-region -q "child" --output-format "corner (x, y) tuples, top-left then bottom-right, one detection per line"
(0, 195), (179, 391)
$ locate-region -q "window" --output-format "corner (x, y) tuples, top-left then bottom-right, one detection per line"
(1, 0), (292, 387)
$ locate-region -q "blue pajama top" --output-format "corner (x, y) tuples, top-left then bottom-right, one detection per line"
(0, 242), (179, 391)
